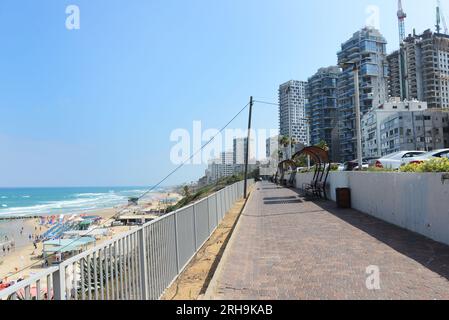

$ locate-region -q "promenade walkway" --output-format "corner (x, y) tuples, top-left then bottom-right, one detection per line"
(207, 182), (449, 300)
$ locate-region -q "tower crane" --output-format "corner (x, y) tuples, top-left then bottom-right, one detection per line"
(436, 0), (448, 34)
(397, 0), (407, 100)
(397, 0), (407, 42)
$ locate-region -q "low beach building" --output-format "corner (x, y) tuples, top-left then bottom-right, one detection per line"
(115, 214), (159, 226)
(43, 237), (96, 265)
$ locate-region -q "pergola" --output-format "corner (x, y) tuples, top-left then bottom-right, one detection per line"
(292, 146), (331, 199)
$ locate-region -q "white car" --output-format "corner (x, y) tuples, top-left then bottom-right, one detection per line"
(375, 151), (426, 170)
(353, 164), (370, 171)
(401, 149), (449, 166)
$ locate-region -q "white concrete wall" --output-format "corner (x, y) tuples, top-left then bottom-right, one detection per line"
(295, 172), (449, 246)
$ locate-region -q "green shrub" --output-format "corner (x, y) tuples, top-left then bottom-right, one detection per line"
(330, 164), (340, 171)
(400, 158), (449, 173)
(366, 167), (396, 172)
(400, 162), (422, 173)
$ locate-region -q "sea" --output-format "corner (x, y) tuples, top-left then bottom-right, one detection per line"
(0, 186), (164, 219)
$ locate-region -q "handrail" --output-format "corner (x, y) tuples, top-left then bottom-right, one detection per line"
(0, 179), (254, 300)
(0, 267), (59, 299)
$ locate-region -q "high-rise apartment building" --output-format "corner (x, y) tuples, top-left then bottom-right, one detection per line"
(388, 30), (449, 109)
(337, 27), (389, 162)
(279, 80), (308, 147)
(205, 152), (235, 183)
(265, 135), (279, 160)
(306, 66), (341, 161)
(233, 137), (255, 165)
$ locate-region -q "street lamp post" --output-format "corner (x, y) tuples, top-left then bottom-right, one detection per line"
(353, 64), (363, 171)
(340, 61), (363, 170)
(304, 118), (311, 169)
(296, 117), (311, 169)
(243, 96), (253, 199)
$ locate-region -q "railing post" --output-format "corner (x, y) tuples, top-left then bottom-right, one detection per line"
(215, 192), (219, 225)
(52, 265), (66, 300)
(173, 211), (180, 273)
(193, 204), (198, 250)
(207, 197), (211, 233)
(138, 227), (149, 300)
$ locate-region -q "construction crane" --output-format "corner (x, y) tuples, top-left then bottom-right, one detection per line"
(397, 0), (407, 100)
(397, 0), (407, 42)
(436, 0), (448, 34)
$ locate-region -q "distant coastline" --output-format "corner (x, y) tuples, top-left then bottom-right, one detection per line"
(0, 187), (183, 281)
(0, 215), (39, 221)
(0, 186), (173, 219)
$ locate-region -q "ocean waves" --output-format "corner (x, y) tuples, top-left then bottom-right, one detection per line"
(0, 187), (152, 218)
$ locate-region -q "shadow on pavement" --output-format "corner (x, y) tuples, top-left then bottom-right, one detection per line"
(309, 197), (449, 282)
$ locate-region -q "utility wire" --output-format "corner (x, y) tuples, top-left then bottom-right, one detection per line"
(255, 100), (310, 121)
(253, 100), (280, 106)
(1, 102), (250, 280)
(138, 102), (249, 200)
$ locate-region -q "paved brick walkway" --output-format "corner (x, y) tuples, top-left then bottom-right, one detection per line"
(208, 182), (449, 300)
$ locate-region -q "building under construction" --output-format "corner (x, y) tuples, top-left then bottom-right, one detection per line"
(387, 50), (402, 99)
(388, 29), (449, 109)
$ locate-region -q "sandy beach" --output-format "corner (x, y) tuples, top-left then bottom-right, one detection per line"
(0, 191), (183, 284)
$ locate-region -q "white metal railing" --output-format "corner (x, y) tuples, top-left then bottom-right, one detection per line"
(0, 180), (253, 300)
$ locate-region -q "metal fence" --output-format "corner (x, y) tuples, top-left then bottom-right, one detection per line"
(0, 180), (253, 300)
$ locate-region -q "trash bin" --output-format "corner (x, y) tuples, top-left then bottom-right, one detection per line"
(336, 188), (351, 209)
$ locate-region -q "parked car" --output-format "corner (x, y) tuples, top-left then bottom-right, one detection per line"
(401, 149), (449, 166)
(343, 157), (379, 171)
(375, 151), (426, 170)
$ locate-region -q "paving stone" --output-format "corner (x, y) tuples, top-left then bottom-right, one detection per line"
(210, 182), (449, 300)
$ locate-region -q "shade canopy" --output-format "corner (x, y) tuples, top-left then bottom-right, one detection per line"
(292, 146), (330, 164)
(43, 237), (96, 253)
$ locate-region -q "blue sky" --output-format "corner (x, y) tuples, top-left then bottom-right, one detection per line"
(0, 0), (443, 187)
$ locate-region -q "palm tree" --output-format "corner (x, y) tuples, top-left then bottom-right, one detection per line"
(290, 137), (297, 152)
(277, 150), (283, 160)
(182, 186), (190, 197)
(279, 135), (290, 148)
(316, 140), (329, 152)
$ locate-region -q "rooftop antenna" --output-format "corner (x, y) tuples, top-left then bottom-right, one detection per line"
(397, 0), (407, 42)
